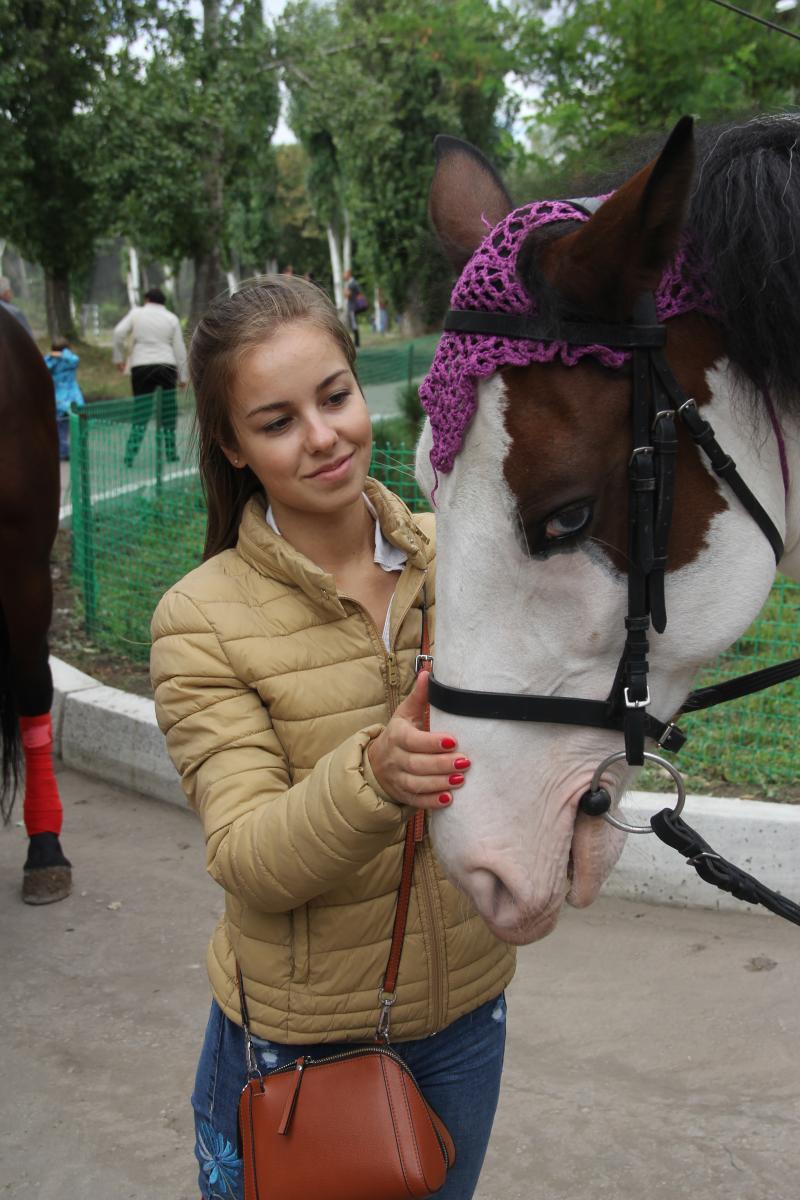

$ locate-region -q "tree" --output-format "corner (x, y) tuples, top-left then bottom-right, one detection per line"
(0, 0), (126, 336)
(267, 144), (331, 284)
(99, 0), (280, 327)
(515, 0), (799, 173)
(279, 0), (519, 329)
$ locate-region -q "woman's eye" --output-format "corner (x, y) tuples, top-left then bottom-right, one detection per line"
(326, 390), (350, 407)
(264, 415), (292, 434)
(544, 503), (593, 540)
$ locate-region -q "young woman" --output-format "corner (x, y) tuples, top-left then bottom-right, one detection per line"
(150, 276), (516, 1200)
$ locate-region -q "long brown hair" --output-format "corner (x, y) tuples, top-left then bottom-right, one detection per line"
(190, 276), (357, 559)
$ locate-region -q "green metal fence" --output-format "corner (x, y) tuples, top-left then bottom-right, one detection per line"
(355, 336), (438, 387)
(68, 392), (798, 794)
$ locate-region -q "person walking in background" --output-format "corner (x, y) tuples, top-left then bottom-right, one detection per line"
(112, 287), (188, 466)
(0, 274), (33, 338)
(44, 338), (84, 461)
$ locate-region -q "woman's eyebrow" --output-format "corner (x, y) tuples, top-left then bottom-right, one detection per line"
(316, 368), (350, 392)
(244, 369), (351, 419)
(245, 399), (290, 418)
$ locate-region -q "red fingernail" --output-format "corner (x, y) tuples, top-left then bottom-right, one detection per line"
(441, 737), (456, 749)
(453, 757), (471, 770)
(448, 774), (464, 786)
(438, 793), (452, 805)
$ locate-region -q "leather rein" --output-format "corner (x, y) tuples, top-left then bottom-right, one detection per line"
(428, 292), (800, 923)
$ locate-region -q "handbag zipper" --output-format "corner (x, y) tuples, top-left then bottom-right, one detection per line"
(258, 1045), (450, 1167)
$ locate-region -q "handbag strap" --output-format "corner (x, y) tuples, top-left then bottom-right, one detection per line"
(237, 593), (432, 1055)
(376, 600), (430, 1041)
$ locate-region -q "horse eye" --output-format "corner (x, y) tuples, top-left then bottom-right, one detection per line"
(543, 502), (593, 542)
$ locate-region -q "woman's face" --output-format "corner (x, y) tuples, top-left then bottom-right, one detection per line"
(223, 320), (372, 521)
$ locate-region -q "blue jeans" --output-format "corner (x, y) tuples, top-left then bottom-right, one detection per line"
(192, 994), (507, 1200)
(56, 415), (70, 460)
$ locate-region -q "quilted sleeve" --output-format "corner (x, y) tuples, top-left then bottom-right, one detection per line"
(151, 588), (407, 914)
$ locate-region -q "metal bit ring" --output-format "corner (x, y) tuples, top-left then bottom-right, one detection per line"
(589, 750), (686, 834)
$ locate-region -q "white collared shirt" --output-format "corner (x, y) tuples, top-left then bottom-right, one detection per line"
(265, 494), (407, 649)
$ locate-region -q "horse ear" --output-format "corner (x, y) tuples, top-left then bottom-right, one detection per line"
(429, 135), (514, 272)
(535, 116), (696, 319)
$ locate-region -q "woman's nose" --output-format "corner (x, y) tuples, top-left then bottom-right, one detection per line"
(305, 417), (338, 451)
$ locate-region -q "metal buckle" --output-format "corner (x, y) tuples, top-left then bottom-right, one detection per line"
(687, 850), (723, 867)
(415, 654), (434, 674)
(375, 987), (396, 1043)
(624, 686), (651, 709)
(652, 409), (674, 425)
(677, 397), (697, 415)
(629, 445), (654, 466)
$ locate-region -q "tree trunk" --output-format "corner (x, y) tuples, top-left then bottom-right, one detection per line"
(188, 0), (227, 333)
(327, 223), (343, 310)
(397, 306), (428, 339)
(343, 208), (352, 275)
(189, 247), (226, 331)
(45, 270), (77, 339)
(126, 245), (140, 308)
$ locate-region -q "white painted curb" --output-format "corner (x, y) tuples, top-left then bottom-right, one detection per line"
(605, 791), (800, 915)
(52, 656), (184, 809)
(51, 656), (800, 915)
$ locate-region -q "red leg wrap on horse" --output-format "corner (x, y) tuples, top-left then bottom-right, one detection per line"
(19, 714), (62, 836)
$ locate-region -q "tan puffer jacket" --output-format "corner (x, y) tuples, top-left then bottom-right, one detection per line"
(151, 479), (515, 1043)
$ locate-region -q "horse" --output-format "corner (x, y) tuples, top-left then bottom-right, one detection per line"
(416, 113), (800, 945)
(0, 304), (72, 903)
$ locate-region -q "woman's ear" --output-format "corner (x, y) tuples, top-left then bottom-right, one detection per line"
(220, 442), (244, 469)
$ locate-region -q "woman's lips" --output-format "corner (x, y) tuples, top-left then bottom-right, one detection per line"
(306, 451), (355, 481)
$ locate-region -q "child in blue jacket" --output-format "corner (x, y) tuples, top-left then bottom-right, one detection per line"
(44, 338), (85, 460)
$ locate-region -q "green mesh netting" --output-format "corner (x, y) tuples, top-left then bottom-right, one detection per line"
(69, 387), (798, 793)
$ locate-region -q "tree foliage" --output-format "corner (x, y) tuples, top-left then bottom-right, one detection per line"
(0, 0), (127, 335)
(267, 144), (331, 283)
(279, 0), (519, 324)
(516, 0), (800, 176)
(99, 0), (280, 324)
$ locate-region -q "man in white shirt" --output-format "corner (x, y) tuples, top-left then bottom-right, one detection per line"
(113, 288), (189, 466)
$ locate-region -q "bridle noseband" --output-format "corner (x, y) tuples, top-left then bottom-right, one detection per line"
(428, 291), (800, 826)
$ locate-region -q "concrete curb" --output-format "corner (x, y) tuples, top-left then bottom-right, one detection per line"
(51, 655), (800, 916)
(52, 656), (184, 809)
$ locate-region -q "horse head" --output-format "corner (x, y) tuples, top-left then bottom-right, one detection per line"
(418, 116), (800, 944)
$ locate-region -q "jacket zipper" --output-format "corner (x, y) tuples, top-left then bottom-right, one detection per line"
(342, 579), (448, 1033)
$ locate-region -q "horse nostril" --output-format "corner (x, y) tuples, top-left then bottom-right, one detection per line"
(467, 868), (516, 923)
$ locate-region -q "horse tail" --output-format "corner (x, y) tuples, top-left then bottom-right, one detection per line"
(0, 603), (21, 824)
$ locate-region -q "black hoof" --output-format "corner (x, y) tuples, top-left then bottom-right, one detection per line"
(22, 833), (73, 905)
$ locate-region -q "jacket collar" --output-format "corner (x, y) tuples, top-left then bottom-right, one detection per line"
(235, 477), (430, 607)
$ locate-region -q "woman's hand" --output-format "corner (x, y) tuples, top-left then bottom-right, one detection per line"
(367, 670), (471, 808)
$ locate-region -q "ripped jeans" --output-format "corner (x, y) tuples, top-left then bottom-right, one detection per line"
(192, 993), (507, 1200)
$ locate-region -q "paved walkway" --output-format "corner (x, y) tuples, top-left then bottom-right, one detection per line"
(2, 766), (799, 1199)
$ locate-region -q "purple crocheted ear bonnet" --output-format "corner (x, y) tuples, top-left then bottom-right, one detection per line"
(419, 197), (718, 477)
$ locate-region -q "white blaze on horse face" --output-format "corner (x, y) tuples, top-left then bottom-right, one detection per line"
(417, 361), (786, 946)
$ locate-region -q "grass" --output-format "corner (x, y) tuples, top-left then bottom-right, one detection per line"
(636, 582), (800, 799)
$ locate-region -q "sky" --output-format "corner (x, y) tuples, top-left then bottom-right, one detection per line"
(261, 0), (295, 143)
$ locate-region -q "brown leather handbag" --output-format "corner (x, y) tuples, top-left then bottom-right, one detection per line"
(236, 620), (456, 1200)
